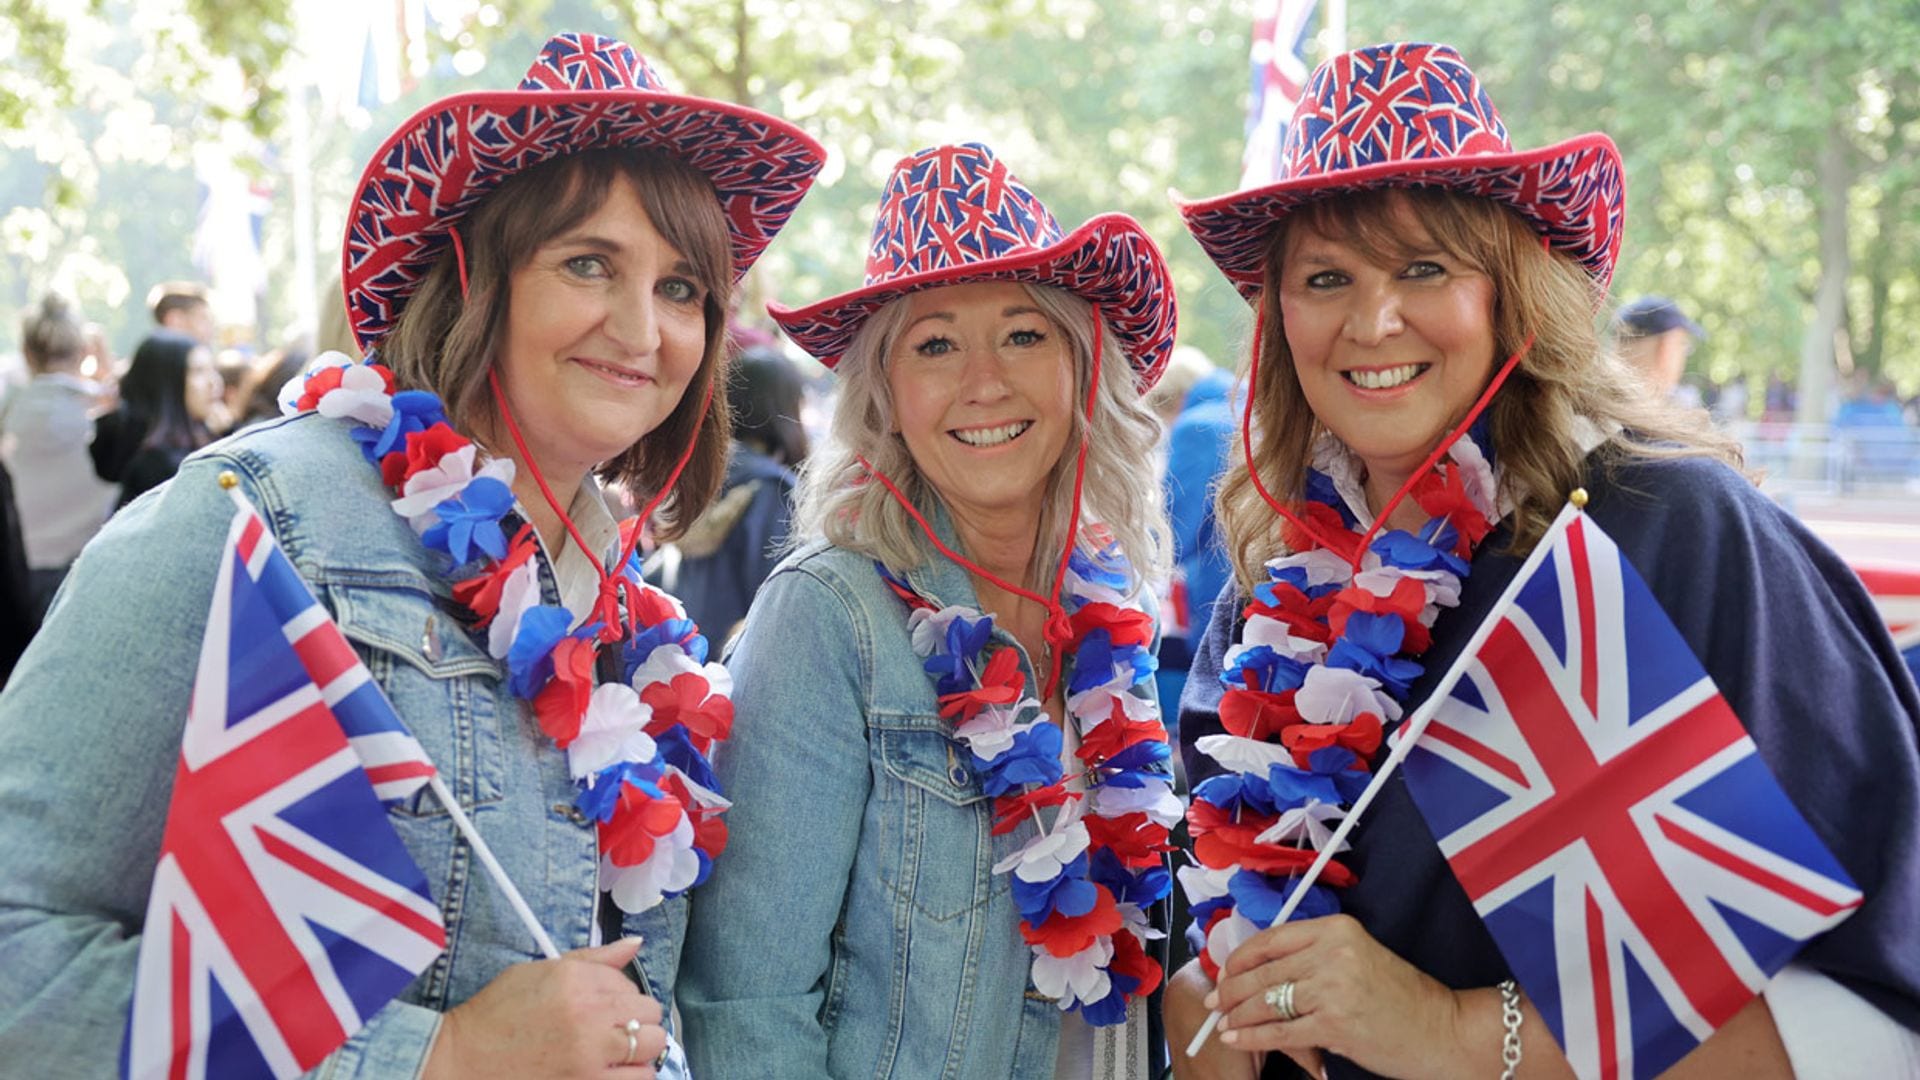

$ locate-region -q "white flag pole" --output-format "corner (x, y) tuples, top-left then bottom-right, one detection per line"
(220, 474), (563, 961)
(1186, 498), (1586, 1057)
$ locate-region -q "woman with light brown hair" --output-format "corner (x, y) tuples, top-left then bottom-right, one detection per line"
(1168, 41), (1920, 1080)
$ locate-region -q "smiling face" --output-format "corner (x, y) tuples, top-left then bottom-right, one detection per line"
(1275, 194), (1498, 489)
(886, 280), (1076, 531)
(494, 175), (709, 478)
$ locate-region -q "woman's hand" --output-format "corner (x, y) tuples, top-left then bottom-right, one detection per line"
(1165, 958), (1261, 1080)
(423, 937), (669, 1079)
(1206, 914), (1467, 1080)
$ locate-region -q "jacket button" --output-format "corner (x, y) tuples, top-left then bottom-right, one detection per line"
(949, 764), (970, 787)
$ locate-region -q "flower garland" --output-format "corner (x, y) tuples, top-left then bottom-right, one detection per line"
(289, 353), (732, 914)
(879, 543), (1182, 1026)
(1180, 431), (1500, 981)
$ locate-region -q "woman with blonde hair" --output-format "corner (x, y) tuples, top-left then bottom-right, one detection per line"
(681, 143), (1181, 1079)
(1167, 42), (1920, 1080)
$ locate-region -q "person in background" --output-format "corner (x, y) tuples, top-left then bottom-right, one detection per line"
(0, 458), (34, 682)
(147, 280), (216, 346)
(649, 344), (809, 641)
(89, 330), (217, 507)
(1147, 345), (1215, 445)
(1158, 358), (1237, 733)
(1613, 294), (1705, 408)
(0, 293), (118, 615)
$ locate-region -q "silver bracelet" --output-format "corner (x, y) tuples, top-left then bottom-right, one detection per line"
(1497, 979), (1524, 1080)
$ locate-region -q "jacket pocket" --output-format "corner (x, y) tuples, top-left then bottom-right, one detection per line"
(873, 723), (1005, 922)
(324, 578), (508, 816)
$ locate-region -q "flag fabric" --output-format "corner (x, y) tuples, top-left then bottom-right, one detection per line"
(1399, 508), (1863, 1080)
(1240, 0), (1317, 188)
(1853, 562), (1920, 681)
(122, 499), (446, 1079)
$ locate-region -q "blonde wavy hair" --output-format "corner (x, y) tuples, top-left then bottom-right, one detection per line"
(1218, 187), (1743, 595)
(794, 284), (1170, 596)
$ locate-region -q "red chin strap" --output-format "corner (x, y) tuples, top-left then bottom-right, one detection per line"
(449, 230), (472, 301)
(1240, 300), (1534, 573)
(487, 365), (715, 643)
(858, 307), (1108, 701)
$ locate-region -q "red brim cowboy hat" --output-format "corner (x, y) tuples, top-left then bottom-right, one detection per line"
(342, 32), (825, 352)
(768, 142), (1178, 390)
(1180, 42), (1625, 302)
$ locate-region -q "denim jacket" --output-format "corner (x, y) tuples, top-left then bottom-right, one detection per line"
(0, 413), (685, 1079)
(679, 527), (1171, 1080)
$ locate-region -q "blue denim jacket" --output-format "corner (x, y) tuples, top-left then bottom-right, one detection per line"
(0, 413), (685, 1079)
(679, 530), (1170, 1080)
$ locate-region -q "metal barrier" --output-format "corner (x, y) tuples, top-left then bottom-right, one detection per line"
(1727, 421), (1920, 498)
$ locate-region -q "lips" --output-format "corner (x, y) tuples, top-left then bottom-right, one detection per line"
(950, 420), (1034, 447)
(572, 356), (653, 388)
(1341, 363), (1430, 390)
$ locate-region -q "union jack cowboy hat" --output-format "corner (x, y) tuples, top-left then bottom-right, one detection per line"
(769, 142), (1178, 389)
(342, 32), (825, 351)
(1180, 42), (1625, 301)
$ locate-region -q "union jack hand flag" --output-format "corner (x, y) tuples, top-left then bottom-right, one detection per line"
(1400, 507), (1862, 1080)
(122, 496), (446, 1079)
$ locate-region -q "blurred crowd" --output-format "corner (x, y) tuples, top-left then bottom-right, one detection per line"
(0, 284), (315, 676)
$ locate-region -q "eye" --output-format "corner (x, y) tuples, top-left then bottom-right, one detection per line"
(563, 254), (610, 278)
(1402, 260), (1446, 279)
(660, 277), (701, 304)
(1304, 270), (1348, 289)
(1007, 327), (1048, 348)
(912, 334), (956, 358)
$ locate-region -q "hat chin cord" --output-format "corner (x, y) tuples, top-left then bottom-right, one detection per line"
(856, 307), (1107, 702)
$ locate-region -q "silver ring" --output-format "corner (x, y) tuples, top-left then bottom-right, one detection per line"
(1264, 980), (1300, 1021)
(622, 1017), (642, 1066)
(652, 1040), (671, 1070)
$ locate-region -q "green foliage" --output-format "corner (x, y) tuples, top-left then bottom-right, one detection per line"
(183, 0), (297, 131)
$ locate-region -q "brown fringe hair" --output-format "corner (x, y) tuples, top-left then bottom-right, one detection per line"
(377, 147), (733, 539)
(1217, 187), (1743, 595)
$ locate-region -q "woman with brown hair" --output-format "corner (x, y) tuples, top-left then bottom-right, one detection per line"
(0, 33), (821, 1078)
(1167, 42), (1920, 1080)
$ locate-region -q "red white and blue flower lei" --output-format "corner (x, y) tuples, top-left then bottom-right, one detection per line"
(879, 542), (1181, 1026)
(287, 353), (732, 914)
(1181, 431), (1499, 981)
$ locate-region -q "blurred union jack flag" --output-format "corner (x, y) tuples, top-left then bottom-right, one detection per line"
(122, 496), (445, 1079)
(1240, 0), (1317, 188)
(1401, 508), (1862, 1080)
